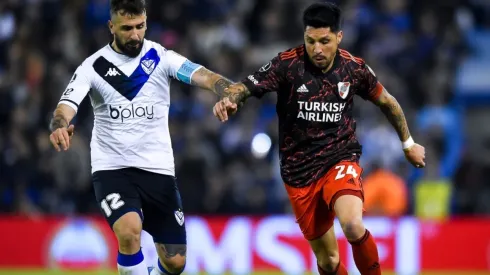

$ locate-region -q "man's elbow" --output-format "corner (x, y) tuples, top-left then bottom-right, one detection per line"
(373, 88), (396, 107)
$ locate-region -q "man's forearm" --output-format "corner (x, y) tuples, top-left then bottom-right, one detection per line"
(212, 78), (234, 97)
(190, 67), (234, 97)
(49, 107), (72, 132)
(377, 94), (411, 142)
(223, 83), (252, 105)
(50, 113), (68, 132)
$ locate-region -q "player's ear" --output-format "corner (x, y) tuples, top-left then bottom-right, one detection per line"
(336, 30), (343, 45)
(108, 20), (114, 35)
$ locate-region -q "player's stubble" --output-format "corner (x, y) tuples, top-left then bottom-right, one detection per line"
(114, 34), (143, 57)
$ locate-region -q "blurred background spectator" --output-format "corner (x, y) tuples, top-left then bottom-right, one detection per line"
(0, 0), (489, 219)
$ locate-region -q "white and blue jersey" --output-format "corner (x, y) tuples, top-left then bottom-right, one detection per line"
(58, 39), (202, 176)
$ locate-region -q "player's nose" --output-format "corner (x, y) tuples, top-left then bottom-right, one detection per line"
(129, 30), (140, 41)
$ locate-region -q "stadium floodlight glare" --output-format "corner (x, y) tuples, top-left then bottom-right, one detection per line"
(251, 133), (272, 159)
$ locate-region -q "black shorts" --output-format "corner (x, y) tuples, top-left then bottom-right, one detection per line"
(92, 168), (186, 244)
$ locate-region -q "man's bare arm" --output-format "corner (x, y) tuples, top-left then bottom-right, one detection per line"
(371, 87), (411, 142)
(49, 104), (76, 131)
(49, 104), (76, 151)
(190, 67), (235, 97)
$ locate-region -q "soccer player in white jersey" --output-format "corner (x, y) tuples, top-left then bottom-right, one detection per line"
(48, 1), (234, 275)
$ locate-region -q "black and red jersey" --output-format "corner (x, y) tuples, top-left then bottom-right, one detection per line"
(241, 45), (383, 187)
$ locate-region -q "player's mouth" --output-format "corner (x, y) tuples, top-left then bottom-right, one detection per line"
(313, 56), (326, 62)
(126, 42), (141, 49)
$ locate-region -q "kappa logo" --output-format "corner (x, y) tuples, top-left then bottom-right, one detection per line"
(141, 58), (156, 75)
(174, 209), (184, 226)
(105, 68), (120, 77)
(296, 84), (309, 93)
(337, 82), (351, 99)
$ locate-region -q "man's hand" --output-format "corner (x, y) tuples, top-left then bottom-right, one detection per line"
(213, 97), (237, 122)
(404, 143), (426, 168)
(213, 83), (251, 122)
(49, 125), (75, 152)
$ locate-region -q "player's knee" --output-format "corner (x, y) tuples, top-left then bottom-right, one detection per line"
(160, 256), (186, 274)
(317, 251), (339, 273)
(113, 212), (142, 251)
(115, 226), (141, 251)
(340, 218), (365, 241)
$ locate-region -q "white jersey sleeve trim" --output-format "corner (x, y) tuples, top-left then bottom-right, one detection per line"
(57, 100), (79, 113)
(58, 64), (92, 112)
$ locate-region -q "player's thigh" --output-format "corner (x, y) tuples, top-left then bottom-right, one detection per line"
(308, 225), (339, 266)
(132, 170), (187, 245)
(92, 169), (143, 233)
(322, 160), (364, 210)
(285, 183), (334, 241)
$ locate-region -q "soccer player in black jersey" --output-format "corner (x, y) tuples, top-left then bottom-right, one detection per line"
(213, 2), (425, 275)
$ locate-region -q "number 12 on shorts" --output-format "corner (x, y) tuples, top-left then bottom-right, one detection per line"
(334, 164), (358, 180)
(100, 193), (125, 217)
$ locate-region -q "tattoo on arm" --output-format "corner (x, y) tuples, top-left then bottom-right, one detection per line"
(225, 83), (252, 105)
(190, 67), (234, 96)
(157, 244), (187, 258)
(49, 113), (68, 132)
(190, 67), (212, 86)
(377, 89), (411, 141)
(214, 78), (233, 97)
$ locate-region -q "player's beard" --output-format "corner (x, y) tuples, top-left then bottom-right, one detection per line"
(114, 35), (143, 57)
(310, 53), (334, 71)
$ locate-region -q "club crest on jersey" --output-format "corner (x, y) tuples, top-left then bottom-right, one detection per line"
(141, 58), (156, 75)
(259, 61), (272, 72)
(337, 82), (351, 99)
(174, 209), (184, 226)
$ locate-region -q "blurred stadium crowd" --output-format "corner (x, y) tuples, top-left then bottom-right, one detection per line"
(0, 0), (489, 218)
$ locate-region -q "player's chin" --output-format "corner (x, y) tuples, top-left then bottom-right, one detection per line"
(314, 60), (329, 69)
(124, 46), (141, 57)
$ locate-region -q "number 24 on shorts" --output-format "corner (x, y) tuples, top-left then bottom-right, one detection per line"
(100, 193), (125, 217)
(334, 164), (358, 180)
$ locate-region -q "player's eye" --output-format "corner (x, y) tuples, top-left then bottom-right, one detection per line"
(136, 23), (145, 29)
(321, 40), (330, 44)
(121, 26), (132, 31)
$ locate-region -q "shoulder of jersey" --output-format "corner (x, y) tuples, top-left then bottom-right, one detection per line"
(278, 45), (305, 61)
(80, 45), (112, 67)
(338, 48), (365, 68)
(144, 39), (165, 50)
(80, 39), (167, 67)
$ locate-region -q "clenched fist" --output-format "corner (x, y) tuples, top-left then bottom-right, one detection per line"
(404, 143), (425, 168)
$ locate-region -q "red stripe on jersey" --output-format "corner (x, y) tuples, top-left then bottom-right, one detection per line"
(339, 49), (363, 65)
(369, 82), (384, 101)
(280, 46), (305, 60)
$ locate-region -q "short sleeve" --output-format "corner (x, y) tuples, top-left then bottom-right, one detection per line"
(241, 56), (285, 98)
(357, 63), (383, 101)
(162, 49), (202, 84)
(58, 64), (92, 113)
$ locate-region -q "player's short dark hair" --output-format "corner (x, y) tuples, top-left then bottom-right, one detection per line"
(302, 2), (342, 32)
(110, 0), (146, 17)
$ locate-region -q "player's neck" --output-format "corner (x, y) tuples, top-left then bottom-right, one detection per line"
(110, 40), (124, 55)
